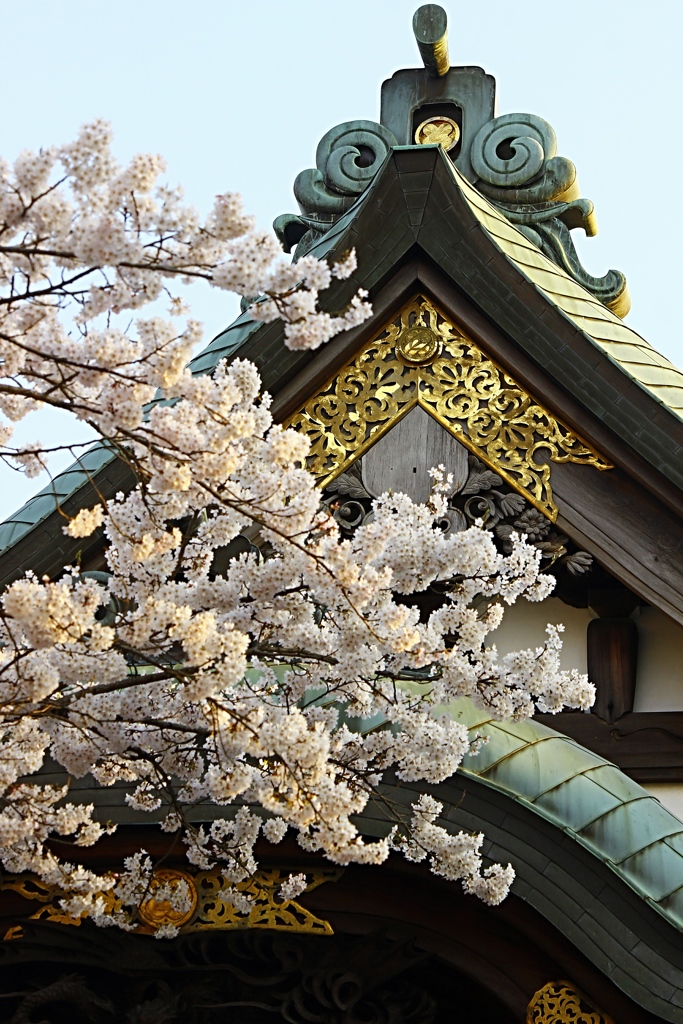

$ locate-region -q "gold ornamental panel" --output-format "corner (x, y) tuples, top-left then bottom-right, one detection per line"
(527, 980), (615, 1023)
(284, 294), (611, 521)
(1, 867), (340, 939)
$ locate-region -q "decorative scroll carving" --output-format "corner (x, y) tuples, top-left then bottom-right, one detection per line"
(324, 451), (593, 578)
(1, 867), (340, 938)
(527, 981), (615, 1024)
(274, 120), (398, 259)
(470, 113), (629, 317)
(285, 294), (611, 521)
(0, 931), (440, 1024)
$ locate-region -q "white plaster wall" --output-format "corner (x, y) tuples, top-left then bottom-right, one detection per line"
(487, 597), (592, 675)
(632, 606), (683, 712)
(489, 600), (683, 711)
(643, 783), (683, 824)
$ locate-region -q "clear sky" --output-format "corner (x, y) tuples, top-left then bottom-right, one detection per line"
(0, 0), (681, 519)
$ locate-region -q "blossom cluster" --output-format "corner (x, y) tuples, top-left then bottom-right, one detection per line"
(0, 124), (595, 932)
(0, 120), (370, 468)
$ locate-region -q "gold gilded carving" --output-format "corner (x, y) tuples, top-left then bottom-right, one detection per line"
(415, 116), (461, 151)
(284, 294), (611, 520)
(137, 868), (198, 930)
(397, 325), (441, 365)
(1, 868), (340, 938)
(527, 981), (615, 1024)
(192, 868), (338, 935)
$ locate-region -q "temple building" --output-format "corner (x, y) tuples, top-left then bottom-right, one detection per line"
(4, 5), (683, 1022)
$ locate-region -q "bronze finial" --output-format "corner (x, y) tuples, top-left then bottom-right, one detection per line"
(413, 4), (449, 77)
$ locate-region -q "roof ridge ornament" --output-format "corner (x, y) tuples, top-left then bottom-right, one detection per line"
(274, 5), (630, 316)
(274, 120), (397, 258)
(413, 4), (449, 77)
(470, 112), (630, 315)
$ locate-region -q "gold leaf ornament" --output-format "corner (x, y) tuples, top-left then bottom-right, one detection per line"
(137, 868), (198, 930)
(1, 868), (340, 937)
(415, 115), (461, 152)
(527, 980), (615, 1023)
(284, 294), (610, 521)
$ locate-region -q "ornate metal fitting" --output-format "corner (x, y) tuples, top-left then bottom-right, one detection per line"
(137, 868), (198, 930)
(414, 115), (460, 151)
(396, 324), (441, 364)
(1, 868), (341, 939)
(284, 294), (611, 521)
(527, 980), (615, 1023)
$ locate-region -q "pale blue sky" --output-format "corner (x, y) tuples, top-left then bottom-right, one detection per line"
(0, 0), (681, 518)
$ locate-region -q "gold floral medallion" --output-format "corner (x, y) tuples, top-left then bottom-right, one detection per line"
(397, 325), (441, 365)
(414, 115), (461, 151)
(138, 868), (198, 930)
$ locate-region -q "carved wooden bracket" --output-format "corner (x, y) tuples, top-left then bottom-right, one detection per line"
(588, 588), (640, 723)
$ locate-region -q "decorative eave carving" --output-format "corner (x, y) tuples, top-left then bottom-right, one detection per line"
(1, 868), (340, 940)
(527, 980), (615, 1024)
(284, 294), (611, 522)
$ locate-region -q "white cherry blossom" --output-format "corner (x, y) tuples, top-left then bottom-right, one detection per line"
(0, 123), (595, 931)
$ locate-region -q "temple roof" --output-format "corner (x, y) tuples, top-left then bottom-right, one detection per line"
(2, 148), (682, 623)
(32, 695), (683, 1020)
(5, 12), (683, 1015)
(455, 166), (683, 418)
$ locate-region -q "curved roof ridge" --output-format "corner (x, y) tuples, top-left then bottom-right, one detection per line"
(450, 163), (683, 419)
(450, 698), (683, 931)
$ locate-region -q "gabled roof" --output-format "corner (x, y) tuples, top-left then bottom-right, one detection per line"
(1, 145), (683, 617)
(5, 143), (683, 1016)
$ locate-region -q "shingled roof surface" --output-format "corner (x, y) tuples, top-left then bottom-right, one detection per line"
(453, 164), (683, 418)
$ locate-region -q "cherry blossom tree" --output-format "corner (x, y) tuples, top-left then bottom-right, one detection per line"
(0, 121), (594, 935)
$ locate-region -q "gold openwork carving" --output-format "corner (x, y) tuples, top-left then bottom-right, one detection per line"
(284, 294), (611, 520)
(1, 867), (340, 939)
(527, 981), (615, 1024)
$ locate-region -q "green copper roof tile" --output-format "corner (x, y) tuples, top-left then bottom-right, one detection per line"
(585, 763), (653, 802)
(532, 772), (623, 832)
(187, 311), (260, 375)
(452, 163), (683, 419)
(656, 886), (683, 930)
(447, 698), (683, 934)
(0, 446), (117, 558)
(665, 833), (683, 858)
(477, 737), (595, 800)
(579, 798), (682, 864)
(458, 726), (528, 773)
(620, 841), (683, 902)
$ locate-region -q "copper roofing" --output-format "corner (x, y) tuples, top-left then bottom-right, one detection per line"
(452, 698), (683, 933)
(452, 164), (683, 419)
